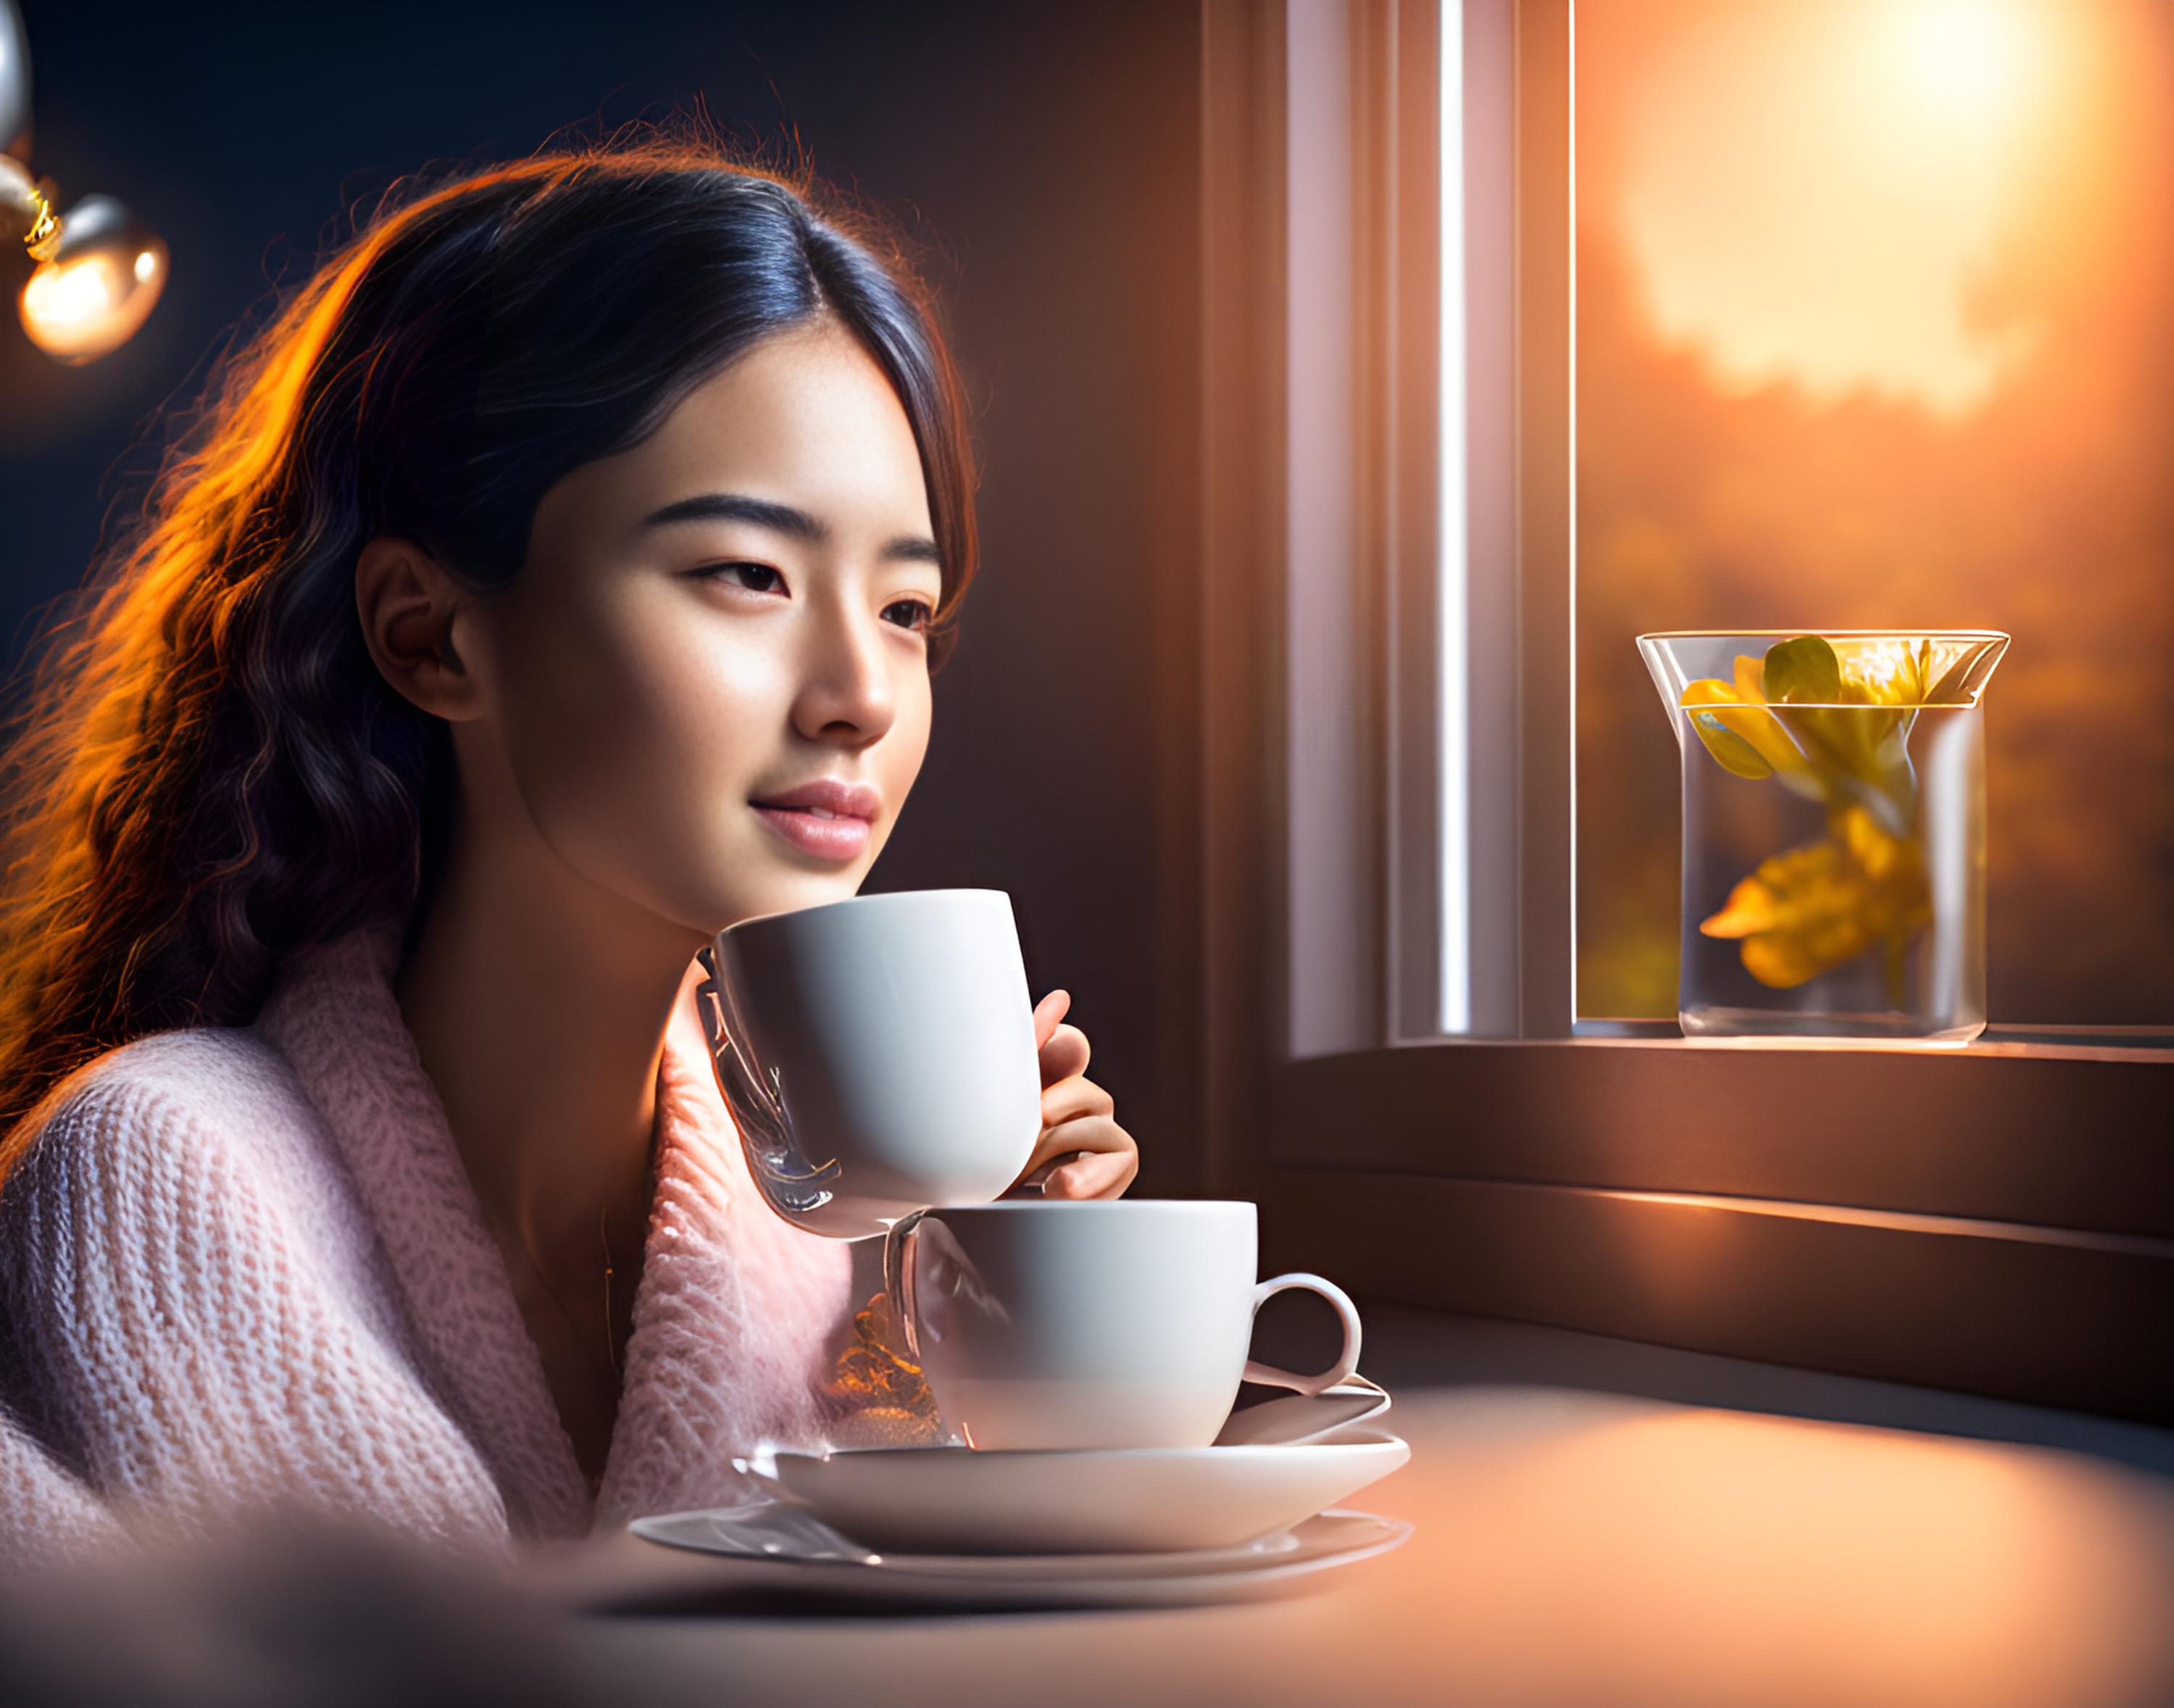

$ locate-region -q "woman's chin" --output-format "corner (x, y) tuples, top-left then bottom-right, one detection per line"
(702, 872), (867, 934)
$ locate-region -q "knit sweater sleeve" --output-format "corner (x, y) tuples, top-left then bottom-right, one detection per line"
(0, 1033), (512, 1554)
(0, 1405), (128, 1572)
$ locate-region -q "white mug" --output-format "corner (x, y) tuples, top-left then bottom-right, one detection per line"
(696, 889), (1044, 1238)
(883, 1200), (1362, 1451)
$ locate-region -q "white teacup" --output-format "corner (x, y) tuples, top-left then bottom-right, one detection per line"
(882, 1200), (1362, 1451)
(696, 889), (1044, 1238)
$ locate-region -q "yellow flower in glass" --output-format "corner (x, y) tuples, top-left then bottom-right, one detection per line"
(1678, 635), (2000, 999)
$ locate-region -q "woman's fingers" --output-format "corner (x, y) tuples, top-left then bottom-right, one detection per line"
(1042, 1134), (1139, 1201)
(1013, 1128), (1094, 1184)
(1014, 1106), (1130, 1183)
(1011, 996), (1137, 1201)
(1040, 1071), (1115, 1128)
(1038, 1021), (1091, 1089)
(1032, 988), (1072, 1051)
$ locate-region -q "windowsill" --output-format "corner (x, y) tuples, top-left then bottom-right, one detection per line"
(1365, 1020), (2174, 1064)
(1273, 1036), (2173, 1238)
(1558, 1018), (2174, 1062)
(1256, 1029), (2174, 1422)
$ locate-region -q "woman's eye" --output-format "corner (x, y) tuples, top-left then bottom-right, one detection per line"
(700, 562), (785, 595)
(883, 599), (936, 634)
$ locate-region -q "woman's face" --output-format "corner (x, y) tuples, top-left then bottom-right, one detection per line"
(467, 319), (943, 938)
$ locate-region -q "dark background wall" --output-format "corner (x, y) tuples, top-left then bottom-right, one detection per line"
(0, 1), (1204, 1191)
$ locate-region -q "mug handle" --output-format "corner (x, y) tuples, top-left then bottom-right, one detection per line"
(1241, 1273), (1363, 1394)
(694, 946), (844, 1215)
(880, 1210), (929, 1364)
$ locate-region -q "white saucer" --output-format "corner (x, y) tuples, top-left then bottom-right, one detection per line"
(761, 1427), (1409, 1555)
(1213, 1373), (1392, 1446)
(628, 1502), (1412, 1609)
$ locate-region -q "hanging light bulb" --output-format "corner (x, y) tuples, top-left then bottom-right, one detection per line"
(18, 193), (168, 364)
(2, 0), (171, 366)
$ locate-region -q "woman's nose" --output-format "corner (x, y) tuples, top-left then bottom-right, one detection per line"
(791, 601), (897, 747)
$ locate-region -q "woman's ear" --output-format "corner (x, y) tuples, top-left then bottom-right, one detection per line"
(355, 537), (486, 722)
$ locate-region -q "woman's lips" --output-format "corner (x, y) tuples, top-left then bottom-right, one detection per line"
(751, 802), (873, 861)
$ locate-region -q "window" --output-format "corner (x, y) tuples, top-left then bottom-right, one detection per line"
(1573, 0), (2174, 1028)
(1196, 0), (2172, 1423)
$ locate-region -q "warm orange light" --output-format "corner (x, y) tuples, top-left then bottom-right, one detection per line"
(1893, 0), (2035, 121)
(1617, 0), (2060, 417)
(1575, 0), (2174, 1026)
(17, 195), (168, 364)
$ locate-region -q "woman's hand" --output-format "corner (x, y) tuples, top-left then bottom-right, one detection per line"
(1008, 989), (1139, 1199)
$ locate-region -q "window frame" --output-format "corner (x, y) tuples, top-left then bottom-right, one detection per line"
(1195, 0), (2174, 1422)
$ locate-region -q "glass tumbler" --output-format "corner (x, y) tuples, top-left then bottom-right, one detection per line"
(1637, 630), (2008, 1043)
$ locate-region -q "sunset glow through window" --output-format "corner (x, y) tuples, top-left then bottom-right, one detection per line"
(1613, 0), (2058, 417)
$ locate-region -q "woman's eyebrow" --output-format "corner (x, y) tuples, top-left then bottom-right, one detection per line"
(641, 491), (941, 565)
(643, 491), (822, 539)
(880, 534), (944, 566)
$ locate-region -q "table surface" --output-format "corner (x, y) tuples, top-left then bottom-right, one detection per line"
(541, 1307), (2174, 1708)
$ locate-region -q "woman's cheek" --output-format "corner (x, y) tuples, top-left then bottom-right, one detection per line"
(496, 607), (783, 925)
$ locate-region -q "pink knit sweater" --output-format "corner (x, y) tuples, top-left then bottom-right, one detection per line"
(0, 921), (858, 1561)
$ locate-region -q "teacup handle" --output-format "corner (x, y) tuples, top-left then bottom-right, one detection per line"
(881, 1210), (929, 1365)
(1241, 1273), (1363, 1394)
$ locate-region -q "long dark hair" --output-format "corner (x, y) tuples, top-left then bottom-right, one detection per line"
(0, 128), (979, 1171)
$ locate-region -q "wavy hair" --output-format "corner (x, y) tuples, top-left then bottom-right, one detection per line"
(0, 128), (979, 1174)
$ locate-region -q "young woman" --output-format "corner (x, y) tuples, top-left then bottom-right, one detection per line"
(0, 133), (1138, 1556)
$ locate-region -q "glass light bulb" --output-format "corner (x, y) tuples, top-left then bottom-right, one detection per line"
(19, 193), (168, 364)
